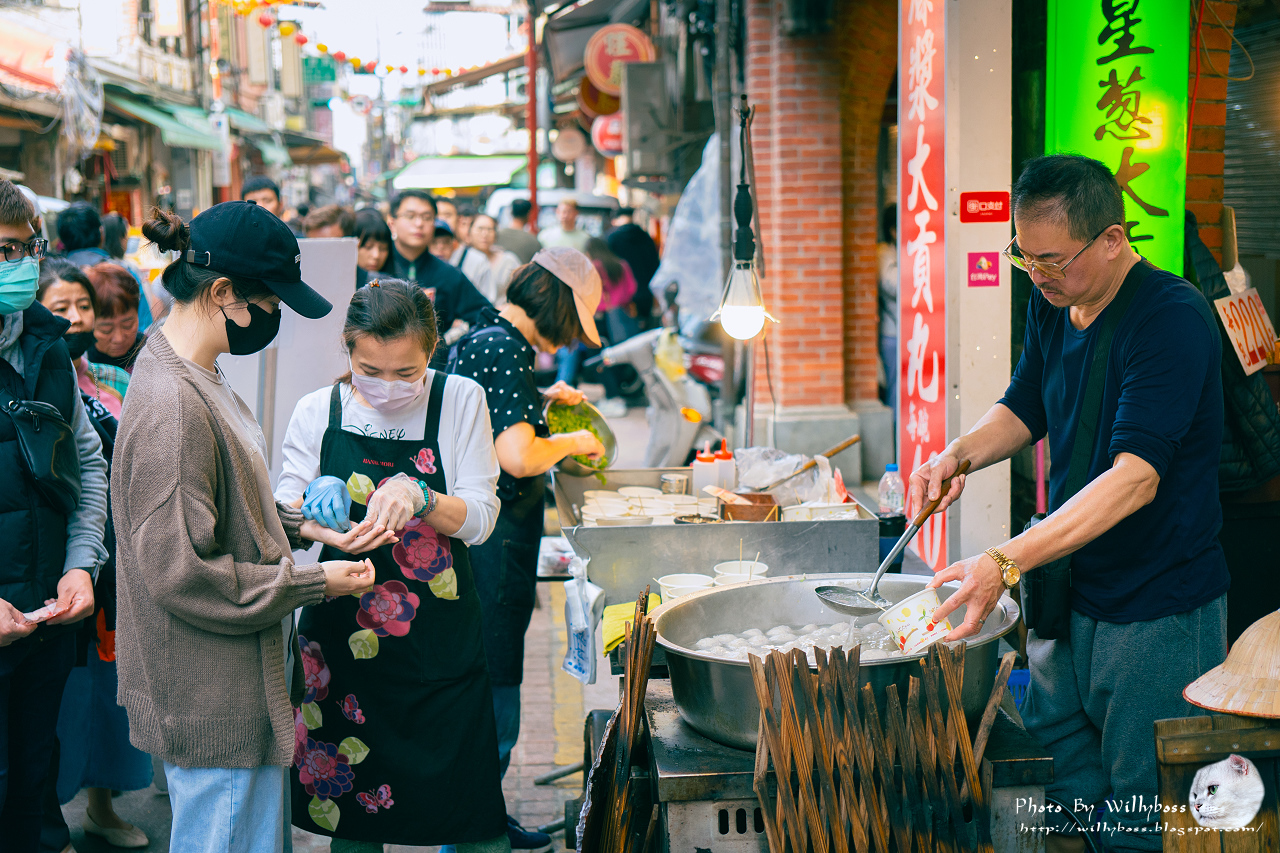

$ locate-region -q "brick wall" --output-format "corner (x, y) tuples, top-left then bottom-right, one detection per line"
(745, 0), (897, 409)
(1187, 0), (1239, 264)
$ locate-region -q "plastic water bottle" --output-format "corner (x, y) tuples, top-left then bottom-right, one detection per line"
(877, 464), (905, 515)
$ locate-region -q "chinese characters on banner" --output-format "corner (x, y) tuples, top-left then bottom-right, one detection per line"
(1047, 0), (1188, 270)
(899, 0), (948, 571)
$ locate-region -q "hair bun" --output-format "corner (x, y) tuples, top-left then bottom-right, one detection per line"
(142, 207), (191, 254)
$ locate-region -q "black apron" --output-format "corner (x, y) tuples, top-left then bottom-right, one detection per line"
(290, 373), (506, 846)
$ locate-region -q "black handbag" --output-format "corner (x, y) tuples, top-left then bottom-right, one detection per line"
(1019, 261), (1150, 640)
(0, 388), (82, 515)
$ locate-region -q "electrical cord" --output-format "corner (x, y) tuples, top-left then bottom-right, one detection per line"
(1188, 0), (1206, 160)
(1190, 0), (1255, 82)
(761, 328), (778, 439)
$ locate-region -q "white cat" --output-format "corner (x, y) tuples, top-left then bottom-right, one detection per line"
(1188, 754), (1266, 830)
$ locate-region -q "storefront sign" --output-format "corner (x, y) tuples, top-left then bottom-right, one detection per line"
(899, 0), (948, 571)
(1047, 0), (1189, 270)
(959, 191), (1010, 223)
(1214, 288), (1278, 375)
(591, 114), (624, 156)
(576, 75), (620, 119)
(967, 252), (1000, 287)
(584, 24), (656, 97)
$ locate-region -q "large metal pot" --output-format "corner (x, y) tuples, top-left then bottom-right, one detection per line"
(652, 573), (1020, 750)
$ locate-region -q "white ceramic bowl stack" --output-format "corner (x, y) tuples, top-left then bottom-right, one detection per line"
(579, 486), (695, 526)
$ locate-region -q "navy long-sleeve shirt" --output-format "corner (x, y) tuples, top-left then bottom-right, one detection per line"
(998, 260), (1229, 622)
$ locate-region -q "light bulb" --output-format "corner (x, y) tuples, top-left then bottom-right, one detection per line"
(716, 264), (769, 340)
(720, 305), (765, 340)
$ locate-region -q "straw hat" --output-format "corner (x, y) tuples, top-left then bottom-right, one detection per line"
(1184, 609), (1280, 718)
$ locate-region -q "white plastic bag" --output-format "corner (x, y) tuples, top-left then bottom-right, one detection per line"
(734, 446), (840, 507)
(562, 558), (606, 685)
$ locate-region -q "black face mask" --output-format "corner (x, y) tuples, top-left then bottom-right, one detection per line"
(64, 331), (95, 360)
(222, 301), (281, 356)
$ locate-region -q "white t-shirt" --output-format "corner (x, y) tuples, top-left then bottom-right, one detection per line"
(275, 371), (501, 547)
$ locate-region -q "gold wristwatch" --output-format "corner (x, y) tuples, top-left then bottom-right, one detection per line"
(984, 547), (1021, 589)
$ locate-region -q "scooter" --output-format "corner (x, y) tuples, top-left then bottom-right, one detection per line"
(584, 328), (722, 467)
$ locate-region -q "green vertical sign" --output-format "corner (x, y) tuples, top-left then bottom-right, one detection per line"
(1047, 0), (1189, 271)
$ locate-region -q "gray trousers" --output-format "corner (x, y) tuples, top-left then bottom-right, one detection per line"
(1021, 594), (1227, 852)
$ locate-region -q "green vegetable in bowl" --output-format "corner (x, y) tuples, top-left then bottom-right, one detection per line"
(546, 404), (608, 483)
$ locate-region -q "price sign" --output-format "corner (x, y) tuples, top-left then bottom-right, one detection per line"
(1214, 288), (1278, 376)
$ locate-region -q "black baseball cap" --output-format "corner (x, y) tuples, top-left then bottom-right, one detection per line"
(185, 200), (332, 319)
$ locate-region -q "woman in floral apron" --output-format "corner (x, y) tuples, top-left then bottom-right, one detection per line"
(276, 280), (508, 852)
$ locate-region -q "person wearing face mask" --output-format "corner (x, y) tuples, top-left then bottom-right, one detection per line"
(275, 280), (507, 853)
(111, 202), (376, 853)
(445, 248), (605, 852)
(36, 259), (130, 417)
(0, 180), (108, 853)
(36, 257), (154, 851)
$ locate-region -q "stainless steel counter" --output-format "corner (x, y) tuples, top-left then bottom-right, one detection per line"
(552, 468), (880, 605)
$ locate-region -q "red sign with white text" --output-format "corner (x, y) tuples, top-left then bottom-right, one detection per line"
(899, 0), (949, 571)
(959, 191), (1010, 223)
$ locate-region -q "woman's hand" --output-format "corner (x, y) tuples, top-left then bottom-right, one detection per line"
(366, 474), (423, 534)
(544, 381), (585, 407)
(46, 569), (95, 626)
(571, 430), (607, 460)
(301, 518), (400, 554)
(322, 559), (376, 596)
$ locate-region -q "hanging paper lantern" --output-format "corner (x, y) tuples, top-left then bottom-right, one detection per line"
(417, 67), (427, 76)
(350, 57), (362, 69)
(278, 22), (295, 36)
(294, 33), (308, 46)
(399, 65), (409, 74)
(317, 42), (328, 53)
(332, 50), (345, 62)
(430, 67), (440, 76)
(257, 12), (274, 27)
(385, 64), (395, 73)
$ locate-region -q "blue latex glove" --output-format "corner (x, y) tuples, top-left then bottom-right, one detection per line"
(302, 476), (352, 533)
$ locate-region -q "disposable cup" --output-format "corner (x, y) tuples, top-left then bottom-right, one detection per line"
(713, 574), (756, 587)
(657, 573), (714, 601)
(877, 588), (952, 655)
(713, 561), (769, 578)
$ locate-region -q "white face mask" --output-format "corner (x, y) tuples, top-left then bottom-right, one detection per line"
(349, 361), (427, 413)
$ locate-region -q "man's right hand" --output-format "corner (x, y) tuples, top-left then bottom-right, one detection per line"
(322, 560), (376, 597)
(0, 599), (37, 647)
(907, 453), (967, 518)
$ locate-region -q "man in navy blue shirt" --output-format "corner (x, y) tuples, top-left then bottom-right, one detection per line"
(909, 155), (1228, 852)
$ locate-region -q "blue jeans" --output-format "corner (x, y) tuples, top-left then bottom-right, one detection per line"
(492, 685), (520, 778)
(164, 763), (292, 853)
(0, 632), (76, 853)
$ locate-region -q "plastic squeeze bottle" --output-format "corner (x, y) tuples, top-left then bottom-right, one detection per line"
(714, 439), (737, 490)
(691, 441), (719, 494)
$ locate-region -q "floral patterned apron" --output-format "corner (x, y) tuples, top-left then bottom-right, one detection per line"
(290, 374), (506, 845)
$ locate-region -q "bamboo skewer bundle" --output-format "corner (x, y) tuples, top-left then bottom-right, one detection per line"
(576, 586), (659, 853)
(750, 642), (1018, 853)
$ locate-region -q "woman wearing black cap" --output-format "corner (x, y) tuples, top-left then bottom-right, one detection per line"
(111, 203), (376, 852)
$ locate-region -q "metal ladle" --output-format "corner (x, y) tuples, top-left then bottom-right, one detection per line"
(817, 460), (972, 618)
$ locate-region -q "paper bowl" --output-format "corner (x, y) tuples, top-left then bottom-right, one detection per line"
(584, 490), (622, 502)
(658, 573), (714, 601)
(620, 486), (664, 498)
(878, 587), (952, 655)
(713, 574), (758, 587)
(713, 561), (769, 578)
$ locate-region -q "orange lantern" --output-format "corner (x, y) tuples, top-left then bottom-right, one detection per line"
(294, 33), (308, 46)
(257, 12), (274, 27)
(332, 50), (345, 62)
(399, 65), (409, 74)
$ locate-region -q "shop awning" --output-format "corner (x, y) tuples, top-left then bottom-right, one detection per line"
(226, 107), (273, 135)
(288, 142), (347, 166)
(544, 0), (649, 83)
(391, 155), (526, 191)
(250, 137), (292, 166)
(105, 94), (224, 151)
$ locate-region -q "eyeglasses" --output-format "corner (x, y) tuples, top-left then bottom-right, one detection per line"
(396, 212), (434, 225)
(1, 238), (48, 264)
(1002, 225), (1116, 281)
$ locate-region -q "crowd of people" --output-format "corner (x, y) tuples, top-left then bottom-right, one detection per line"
(0, 175), (661, 853)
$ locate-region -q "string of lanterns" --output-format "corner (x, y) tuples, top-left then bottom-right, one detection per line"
(220, 0), (502, 80)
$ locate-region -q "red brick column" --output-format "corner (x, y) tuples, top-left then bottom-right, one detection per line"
(836, 0), (899, 404)
(1187, 0), (1239, 265)
(745, 0), (897, 410)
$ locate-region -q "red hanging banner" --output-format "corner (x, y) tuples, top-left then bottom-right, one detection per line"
(898, 0), (948, 571)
